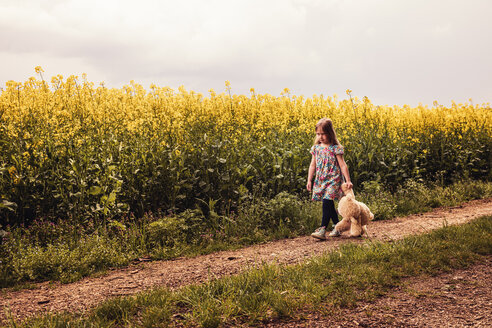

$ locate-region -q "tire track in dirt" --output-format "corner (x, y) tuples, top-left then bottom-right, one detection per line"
(1, 198), (491, 323)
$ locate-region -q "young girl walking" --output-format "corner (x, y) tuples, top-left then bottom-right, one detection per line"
(306, 118), (352, 240)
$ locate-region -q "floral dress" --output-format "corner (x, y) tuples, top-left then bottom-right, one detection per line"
(310, 144), (344, 201)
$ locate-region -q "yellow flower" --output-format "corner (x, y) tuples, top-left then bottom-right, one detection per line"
(8, 166), (17, 176)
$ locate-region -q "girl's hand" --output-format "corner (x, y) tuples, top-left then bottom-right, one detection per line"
(306, 181), (312, 192)
(345, 181), (353, 189)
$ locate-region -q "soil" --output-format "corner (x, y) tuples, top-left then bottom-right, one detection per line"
(1, 197), (491, 326)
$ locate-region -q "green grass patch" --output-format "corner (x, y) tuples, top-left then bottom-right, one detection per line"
(1, 179), (491, 289)
(358, 178), (492, 220)
(7, 215), (492, 328)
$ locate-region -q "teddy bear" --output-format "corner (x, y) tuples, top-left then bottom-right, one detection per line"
(334, 182), (374, 237)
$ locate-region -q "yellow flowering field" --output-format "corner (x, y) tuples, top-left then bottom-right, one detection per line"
(0, 70), (490, 225)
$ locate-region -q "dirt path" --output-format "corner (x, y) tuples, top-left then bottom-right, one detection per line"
(1, 198), (491, 323)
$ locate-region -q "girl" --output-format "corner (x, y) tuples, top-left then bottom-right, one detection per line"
(307, 118), (353, 239)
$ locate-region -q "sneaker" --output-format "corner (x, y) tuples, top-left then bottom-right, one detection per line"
(311, 227), (326, 240)
(328, 228), (341, 237)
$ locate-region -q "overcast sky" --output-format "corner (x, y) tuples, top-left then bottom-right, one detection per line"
(1, 0), (491, 106)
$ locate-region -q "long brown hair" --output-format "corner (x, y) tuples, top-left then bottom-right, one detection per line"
(314, 118), (340, 145)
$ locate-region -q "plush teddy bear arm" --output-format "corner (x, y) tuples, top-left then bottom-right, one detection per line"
(358, 202), (373, 225)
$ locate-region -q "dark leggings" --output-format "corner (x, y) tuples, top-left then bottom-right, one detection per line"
(322, 199), (339, 228)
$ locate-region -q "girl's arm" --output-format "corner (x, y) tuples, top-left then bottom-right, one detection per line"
(336, 154), (353, 189)
(306, 155), (316, 191)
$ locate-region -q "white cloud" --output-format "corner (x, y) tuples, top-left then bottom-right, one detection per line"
(1, 0), (491, 106)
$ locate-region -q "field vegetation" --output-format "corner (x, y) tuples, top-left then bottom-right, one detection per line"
(1, 179), (491, 289)
(1, 69), (490, 225)
(0, 69), (491, 288)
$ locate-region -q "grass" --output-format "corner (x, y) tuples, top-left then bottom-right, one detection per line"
(6, 215), (492, 327)
(358, 178), (492, 220)
(0, 179), (491, 289)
